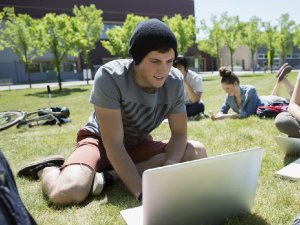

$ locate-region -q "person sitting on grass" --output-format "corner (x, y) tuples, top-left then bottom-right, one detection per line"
(210, 64), (293, 121)
(173, 57), (205, 119)
(275, 70), (300, 138)
(17, 19), (207, 205)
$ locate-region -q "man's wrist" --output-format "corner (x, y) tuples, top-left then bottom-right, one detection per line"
(164, 159), (177, 166)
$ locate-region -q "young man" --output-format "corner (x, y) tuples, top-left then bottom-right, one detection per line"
(18, 19), (207, 205)
(173, 57), (205, 118)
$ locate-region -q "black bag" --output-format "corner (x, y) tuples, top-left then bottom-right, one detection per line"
(0, 150), (37, 225)
(256, 102), (289, 118)
(37, 107), (71, 126)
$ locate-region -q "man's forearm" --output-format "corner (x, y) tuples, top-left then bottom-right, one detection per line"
(106, 144), (142, 199)
(164, 135), (187, 165)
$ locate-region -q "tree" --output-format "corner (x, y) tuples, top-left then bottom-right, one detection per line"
(198, 15), (223, 70)
(0, 9), (7, 51)
(72, 5), (103, 74)
(0, 7), (47, 88)
(101, 14), (148, 58)
(43, 13), (78, 90)
(240, 16), (262, 72)
(220, 12), (242, 71)
(294, 24), (300, 50)
(276, 13), (295, 64)
(163, 14), (196, 56)
(261, 21), (278, 73)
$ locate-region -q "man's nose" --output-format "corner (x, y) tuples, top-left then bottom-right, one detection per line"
(159, 63), (170, 74)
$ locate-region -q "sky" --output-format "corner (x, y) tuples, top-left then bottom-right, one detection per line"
(194, 0), (300, 27)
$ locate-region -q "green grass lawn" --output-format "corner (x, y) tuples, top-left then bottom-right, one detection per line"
(0, 72), (299, 225)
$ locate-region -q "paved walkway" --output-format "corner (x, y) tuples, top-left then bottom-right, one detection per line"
(0, 70), (291, 91)
(0, 80), (94, 91)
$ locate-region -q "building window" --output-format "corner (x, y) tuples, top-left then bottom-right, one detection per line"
(27, 60), (78, 73)
(258, 54), (267, 59)
(101, 23), (121, 40)
(63, 61), (76, 72)
(41, 62), (54, 73)
(293, 53), (300, 59)
(28, 62), (41, 73)
(286, 54), (292, 59)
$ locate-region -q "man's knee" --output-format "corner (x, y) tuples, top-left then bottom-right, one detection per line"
(184, 141), (207, 161)
(46, 165), (95, 205)
(275, 112), (300, 138)
(275, 112), (289, 130)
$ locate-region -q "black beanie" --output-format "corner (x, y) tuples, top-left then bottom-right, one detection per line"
(129, 18), (178, 65)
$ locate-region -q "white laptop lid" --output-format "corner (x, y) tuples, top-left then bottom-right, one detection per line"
(274, 136), (300, 155)
(121, 147), (264, 225)
(275, 158), (300, 181)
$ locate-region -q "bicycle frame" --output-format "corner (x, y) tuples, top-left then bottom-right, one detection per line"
(17, 109), (61, 128)
(0, 108), (67, 131)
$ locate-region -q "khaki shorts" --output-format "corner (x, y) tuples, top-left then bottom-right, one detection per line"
(63, 128), (167, 172)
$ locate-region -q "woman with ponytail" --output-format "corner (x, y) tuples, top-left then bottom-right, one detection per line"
(210, 65), (291, 121)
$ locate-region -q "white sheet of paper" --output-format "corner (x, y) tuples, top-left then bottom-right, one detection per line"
(120, 206), (143, 225)
(275, 158), (300, 181)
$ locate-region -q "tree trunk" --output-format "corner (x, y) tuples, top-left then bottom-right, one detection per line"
(252, 52), (255, 73)
(230, 51), (234, 72)
(84, 51), (90, 85)
(25, 63), (32, 89)
(216, 54), (220, 69)
(57, 64), (62, 91)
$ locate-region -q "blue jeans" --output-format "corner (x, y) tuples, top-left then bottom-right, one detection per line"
(186, 102), (205, 117)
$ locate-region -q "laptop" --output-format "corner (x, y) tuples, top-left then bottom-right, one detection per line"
(121, 147), (264, 225)
(275, 158), (300, 181)
(274, 136), (300, 155)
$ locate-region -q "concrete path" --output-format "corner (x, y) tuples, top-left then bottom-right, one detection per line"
(0, 80), (94, 91)
(0, 69), (293, 91)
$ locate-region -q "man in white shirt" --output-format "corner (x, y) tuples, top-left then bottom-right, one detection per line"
(173, 57), (205, 117)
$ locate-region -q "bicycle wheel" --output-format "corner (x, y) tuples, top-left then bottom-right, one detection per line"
(0, 111), (26, 131)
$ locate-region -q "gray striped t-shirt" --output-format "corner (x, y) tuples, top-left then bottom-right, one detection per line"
(85, 59), (185, 147)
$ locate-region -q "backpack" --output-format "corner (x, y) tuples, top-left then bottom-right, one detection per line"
(256, 102), (289, 118)
(37, 107), (71, 126)
(0, 150), (37, 225)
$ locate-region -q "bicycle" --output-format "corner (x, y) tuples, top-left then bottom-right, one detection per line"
(0, 107), (70, 131)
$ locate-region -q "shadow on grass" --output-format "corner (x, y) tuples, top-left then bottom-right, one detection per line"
(228, 212), (271, 225)
(25, 87), (88, 98)
(203, 77), (218, 82)
(284, 154), (300, 166)
(237, 74), (264, 78)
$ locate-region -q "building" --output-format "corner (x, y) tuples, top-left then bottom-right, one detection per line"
(220, 45), (254, 71)
(257, 46), (300, 70)
(0, 0), (214, 84)
(220, 44), (300, 72)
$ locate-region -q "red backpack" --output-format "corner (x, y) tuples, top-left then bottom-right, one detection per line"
(256, 102), (289, 118)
